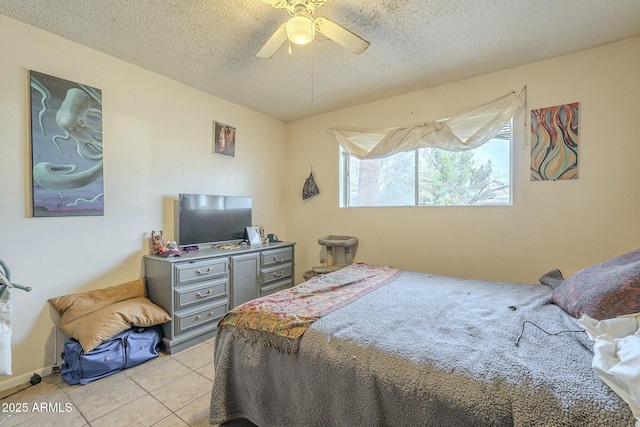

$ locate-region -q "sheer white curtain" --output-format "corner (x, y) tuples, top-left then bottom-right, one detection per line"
(331, 91), (525, 160)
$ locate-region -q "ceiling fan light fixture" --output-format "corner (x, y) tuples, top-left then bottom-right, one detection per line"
(257, 0), (368, 58)
(286, 15), (315, 45)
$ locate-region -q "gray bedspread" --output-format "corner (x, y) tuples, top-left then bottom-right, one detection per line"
(210, 270), (635, 426)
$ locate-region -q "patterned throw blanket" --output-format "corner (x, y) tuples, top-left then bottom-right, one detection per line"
(218, 263), (401, 354)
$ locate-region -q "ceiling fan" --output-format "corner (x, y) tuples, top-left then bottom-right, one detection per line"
(257, 0), (370, 59)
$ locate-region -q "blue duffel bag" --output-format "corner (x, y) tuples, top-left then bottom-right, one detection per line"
(61, 326), (160, 385)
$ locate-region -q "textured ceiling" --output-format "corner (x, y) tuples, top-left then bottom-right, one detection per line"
(1, 0), (639, 122)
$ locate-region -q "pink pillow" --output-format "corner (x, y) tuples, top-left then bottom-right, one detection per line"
(552, 249), (640, 320)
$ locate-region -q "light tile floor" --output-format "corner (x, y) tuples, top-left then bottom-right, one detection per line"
(0, 338), (226, 427)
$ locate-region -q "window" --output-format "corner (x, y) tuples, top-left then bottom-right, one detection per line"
(340, 122), (512, 207)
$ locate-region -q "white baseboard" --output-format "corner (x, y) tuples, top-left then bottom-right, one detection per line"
(0, 365), (54, 393)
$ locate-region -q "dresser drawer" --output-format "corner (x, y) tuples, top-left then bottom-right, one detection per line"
(174, 278), (228, 310)
(260, 247), (293, 268)
(260, 264), (292, 286)
(174, 301), (227, 335)
(174, 258), (227, 285)
(260, 278), (292, 297)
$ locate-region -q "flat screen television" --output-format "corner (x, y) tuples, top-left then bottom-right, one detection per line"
(177, 194), (252, 248)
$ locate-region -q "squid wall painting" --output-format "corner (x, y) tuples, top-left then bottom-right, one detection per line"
(530, 102), (579, 181)
(30, 71), (103, 216)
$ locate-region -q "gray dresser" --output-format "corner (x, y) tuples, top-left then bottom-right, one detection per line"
(144, 242), (295, 354)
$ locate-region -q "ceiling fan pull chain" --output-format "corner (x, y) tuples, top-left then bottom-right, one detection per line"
(288, 40), (292, 55)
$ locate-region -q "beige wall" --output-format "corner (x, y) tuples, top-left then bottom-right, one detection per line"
(286, 37), (640, 285)
(0, 16), (288, 390)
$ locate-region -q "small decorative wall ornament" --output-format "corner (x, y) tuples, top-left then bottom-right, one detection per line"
(302, 167), (320, 201)
(213, 121), (236, 158)
(530, 102), (579, 181)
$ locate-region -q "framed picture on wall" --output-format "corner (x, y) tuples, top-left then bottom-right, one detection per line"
(530, 102), (579, 181)
(29, 70), (104, 217)
(213, 121), (236, 158)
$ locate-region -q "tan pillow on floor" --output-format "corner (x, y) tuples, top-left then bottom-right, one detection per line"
(60, 297), (170, 352)
(49, 278), (147, 327)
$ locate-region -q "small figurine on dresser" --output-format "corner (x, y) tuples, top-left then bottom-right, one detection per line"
(151, 230), (182, 257)
(151, 230), (164, 255)
(158, 241), (182, 257)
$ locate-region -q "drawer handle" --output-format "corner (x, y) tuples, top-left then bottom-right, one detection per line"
(273, 270), (284, 278)
(196, 267), (212, 275)
(273, 255), (285, 263)
(195, 315), (201, 320)
(196, 289), (213, 298)
(208, 311), (214, 316)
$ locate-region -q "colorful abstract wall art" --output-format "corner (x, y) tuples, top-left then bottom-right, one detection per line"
(30, 71), (103, 217)
(530, 102), (579, 181)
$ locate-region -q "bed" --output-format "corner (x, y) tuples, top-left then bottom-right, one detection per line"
(209, 251), (640, 427)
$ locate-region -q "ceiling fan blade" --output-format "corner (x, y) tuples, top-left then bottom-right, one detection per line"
(315, 17), (369, 55)
(262, 0), (327, 9)
(262, 0), (286, 7)
(256, 23), (288, 59)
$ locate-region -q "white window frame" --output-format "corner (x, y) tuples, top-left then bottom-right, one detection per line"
(340, 121), (513, 208)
